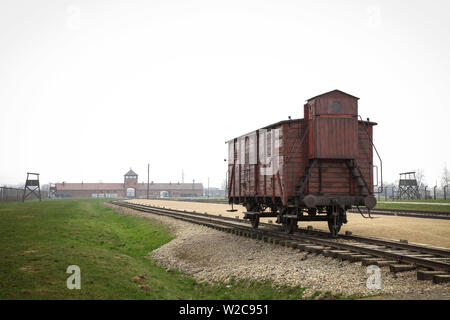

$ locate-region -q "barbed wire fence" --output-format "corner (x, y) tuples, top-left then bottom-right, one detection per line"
(375, 185), (449, 201)
(0, 187), (49, 202)
(1, 184), (447, 202)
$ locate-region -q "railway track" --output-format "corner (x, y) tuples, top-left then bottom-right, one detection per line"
(159, 198), (450, 220)
(348, 208), (450, 220)
(111, 200), (450, 284)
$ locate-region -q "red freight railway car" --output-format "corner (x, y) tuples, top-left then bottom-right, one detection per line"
(226, 90), (381, 236)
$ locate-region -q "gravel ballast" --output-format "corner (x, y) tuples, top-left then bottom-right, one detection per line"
(107, 203), (450, 299)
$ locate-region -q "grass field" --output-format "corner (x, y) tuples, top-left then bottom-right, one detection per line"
(374, 202), (450, 212)
(0, 198), (351, 300)
(378, 199), (450, 203)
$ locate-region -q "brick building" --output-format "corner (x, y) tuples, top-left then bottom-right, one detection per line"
(55, 169), (203, 198)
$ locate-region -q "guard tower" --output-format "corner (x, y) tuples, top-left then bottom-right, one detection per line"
(397, 172), (419, 199)
(124, 169), (138, 198)
(49, 183), (57, 198)
(23, 172), (42, 202)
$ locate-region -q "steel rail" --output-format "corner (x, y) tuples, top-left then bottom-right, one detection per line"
(348, 208), (450, 220)
(156, 198), (450, 218)
(118, 201), (450, 257)
(111, 201), (450, 272)
(294, 227), (450, 257)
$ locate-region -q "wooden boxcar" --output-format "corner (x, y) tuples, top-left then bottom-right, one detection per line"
(226, 90), (380, 236)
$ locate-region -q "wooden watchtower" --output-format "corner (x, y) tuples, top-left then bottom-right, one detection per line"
(397, 172), (419, 200)
(23, 172), (42, 202)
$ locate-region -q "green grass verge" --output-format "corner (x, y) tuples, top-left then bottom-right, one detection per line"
(378, 199), (450, 203)
(375, 202), (450, 212)
(0, 198), (362, 300)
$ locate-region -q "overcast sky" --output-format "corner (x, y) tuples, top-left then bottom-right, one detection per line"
(1, 0), (449, 188)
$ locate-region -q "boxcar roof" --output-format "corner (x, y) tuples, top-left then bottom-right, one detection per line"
(226, 117), (376, 143)
(226, 118), (303, 142)
(262, 118), (302, 129)
(306, 89), (359, 101)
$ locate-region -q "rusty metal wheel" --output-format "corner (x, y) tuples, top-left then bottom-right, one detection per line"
(283, 218), (298, 234)
(328, 209), (342, 237)
(251, 215), (260, 229)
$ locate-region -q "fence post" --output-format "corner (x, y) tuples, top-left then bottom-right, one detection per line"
(0, 187), (31, 202)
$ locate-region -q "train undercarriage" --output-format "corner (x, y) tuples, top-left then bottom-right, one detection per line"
(233, 194), (376, 237)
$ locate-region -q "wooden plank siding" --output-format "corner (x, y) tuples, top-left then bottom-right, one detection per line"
(228, 119), (375, 203)
(314, 117), (358, 159)
(282, 120), (307, 204)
